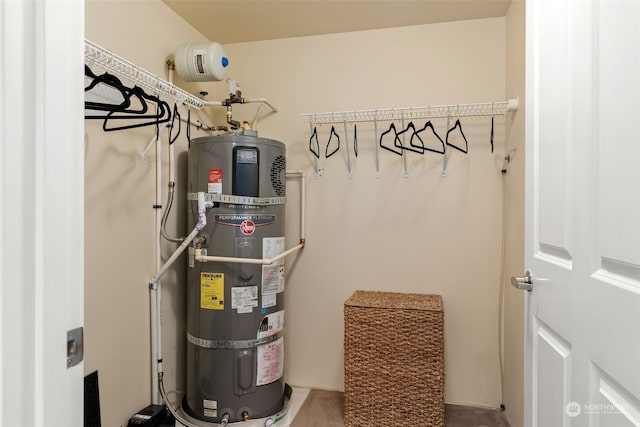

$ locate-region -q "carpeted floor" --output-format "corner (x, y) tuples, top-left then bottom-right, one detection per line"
(290, 389), (510, 427)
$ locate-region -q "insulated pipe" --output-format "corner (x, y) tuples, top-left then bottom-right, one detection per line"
(150, 287), (159, 404)
(149, 193), (210, 404)
(150, 194), (211, 286)
(150, 114), (164, 404)
(195, 170), (306, 266)
(202, 97), (277, 111)
(245, 98), (278, 113)
(177, 116), (224, 133)
(286, 170), (306, 241)
(201, 100), (224, 107)
(194, 242), (305, 266)
(168, 66), (176, 184)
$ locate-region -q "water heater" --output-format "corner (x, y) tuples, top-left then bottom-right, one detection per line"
(184, 132), (287, 424)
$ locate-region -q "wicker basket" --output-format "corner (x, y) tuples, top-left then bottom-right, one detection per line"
(344, 290), (444, 427)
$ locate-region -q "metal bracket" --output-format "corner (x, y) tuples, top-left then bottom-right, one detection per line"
(67, 327), (84, 368)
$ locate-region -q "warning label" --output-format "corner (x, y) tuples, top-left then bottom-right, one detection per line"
(231, 286), (258, 313)
(262, 264), (285, 295)
(208, 169), (222, 194)
(257, 336), (284, 386)
(201, 272), (224, 310)
(257, 310), (285, 339)
(262, 237), (285, 296)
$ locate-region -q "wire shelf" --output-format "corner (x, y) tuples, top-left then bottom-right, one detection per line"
(84, 39), (205, 110)
(301, 99), (518, 125)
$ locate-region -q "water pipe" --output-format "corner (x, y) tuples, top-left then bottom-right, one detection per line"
(194, 170), (306, 266)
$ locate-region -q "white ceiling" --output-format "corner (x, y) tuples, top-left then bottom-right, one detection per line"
(163, 0), (513, 44)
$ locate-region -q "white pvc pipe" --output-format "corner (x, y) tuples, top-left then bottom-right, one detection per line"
(195, 242), (305, 266)
(286, 170), (306, 241)
(150, 112), (163, 404)
(195, 171), (306, 266)
(150, 194), (211, 285)
(168, 68), (176, 184)
(202, 100), (224, 106)
(155, 114), (163, 403)
(149, 287), (158, 403)
(154, 225), (201, 281)
(245, 98), (278, 113)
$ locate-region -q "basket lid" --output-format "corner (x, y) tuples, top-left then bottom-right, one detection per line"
(345, 290), (443, 312)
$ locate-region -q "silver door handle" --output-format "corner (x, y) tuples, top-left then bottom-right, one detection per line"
(511, 271), (533, 291)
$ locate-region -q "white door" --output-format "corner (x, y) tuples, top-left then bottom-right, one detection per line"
(0, 1), (84, 426)
(525, 0), (640, 426)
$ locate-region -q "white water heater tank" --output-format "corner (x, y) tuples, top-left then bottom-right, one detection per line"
(175, 42), (229, 82)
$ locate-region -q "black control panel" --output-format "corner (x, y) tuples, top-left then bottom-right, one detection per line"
(233, 147), (259, 197)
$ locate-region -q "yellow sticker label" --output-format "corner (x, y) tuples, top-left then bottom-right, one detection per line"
(201, 272), (224, 310)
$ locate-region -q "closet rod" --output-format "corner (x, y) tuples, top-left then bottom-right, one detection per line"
(84, 39), (205, 110)
(301, 98), (519, 125)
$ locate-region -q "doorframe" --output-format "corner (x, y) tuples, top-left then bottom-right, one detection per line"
(523, 0), (538, 425)
(0, 1), (84, 425)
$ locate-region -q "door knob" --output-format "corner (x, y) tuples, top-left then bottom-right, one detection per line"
(511, 271), (533, 291)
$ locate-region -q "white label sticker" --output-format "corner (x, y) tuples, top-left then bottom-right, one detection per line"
(257, 336), (284, 386)
(262, 293), (276, 309)
(263, 237), (285, 259)
(262, 263), (284, 295)
(203, 399), (217, 410)
(203, 399), (217, 418)
(262, 237), (285, 295)
(231, 286), (258, 312)
(203, 408), (217, 418)
(257, 310), (285, 339)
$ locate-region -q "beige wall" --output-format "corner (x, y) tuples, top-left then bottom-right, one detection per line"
(223, 18), (507, 406)
(503, 1), (526, 426)
(84, 1), (212, 426)
(85, 3), (522, 424)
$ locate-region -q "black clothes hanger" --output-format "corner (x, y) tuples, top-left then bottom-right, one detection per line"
(325, 126), (340, 158)
(85, 65), (176, 132)
(84, 65), (100, 91)
(395, 122), (424, 154)
(379, 123), (403, 156)
(410, 121), (445, 155)
(490, 116), (494, 153)
(94, 85), (158, 120)
(169, 103), (181, 145)
(309, 126), (320, 159)
(85, 66), (133, 112)
(86, 83), (150, 119)
(446, 119), (469, 154)
(187, 109), (191, 149)
(85, 66), (154, 117)
(353, 124), (358, 158)
(102, 97), (171, 132)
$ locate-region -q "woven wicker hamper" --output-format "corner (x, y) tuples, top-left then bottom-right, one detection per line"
(343, 290), (444, 427)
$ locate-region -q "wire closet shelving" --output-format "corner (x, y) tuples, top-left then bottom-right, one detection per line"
(84, 39), (205, 110)
(301, 99), (519, 178)
(301, 99), (519, 124)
